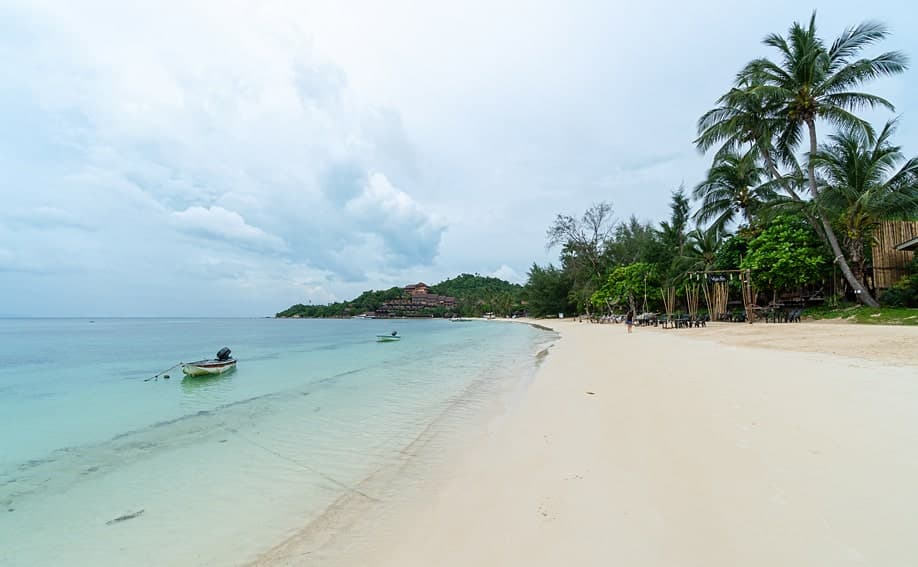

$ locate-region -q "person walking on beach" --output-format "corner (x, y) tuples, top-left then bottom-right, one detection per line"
(625, 311), (634, 334)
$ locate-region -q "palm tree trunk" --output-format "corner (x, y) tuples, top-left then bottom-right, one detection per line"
(758, 145), (825, 240)
(844, 235), (866, 286)
(806, 120), (880, 307)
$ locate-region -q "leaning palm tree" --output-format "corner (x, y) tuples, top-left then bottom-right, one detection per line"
(813, 119), (918, 285)
(740, 13), (908, 306)
(693, 150), (775, 231)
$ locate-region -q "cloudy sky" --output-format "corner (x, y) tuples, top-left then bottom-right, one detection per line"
(1, 0), (915, 316)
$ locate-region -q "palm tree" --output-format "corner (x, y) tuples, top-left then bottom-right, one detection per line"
(740, 13), (908, 306)
(695, 80), (789, 180)
(693, 150), (776, 231)
(695, 81), (820, 237)
(683, 226), (724, 273)
(813, 119), (918, 285)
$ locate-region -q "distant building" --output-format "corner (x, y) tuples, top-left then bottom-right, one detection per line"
(375, 282), (457, 317)
(404, 282), (430, 296)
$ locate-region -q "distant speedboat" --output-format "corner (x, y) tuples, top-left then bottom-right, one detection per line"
(376, 332), (401, 342)
(182, 347), (237, 376)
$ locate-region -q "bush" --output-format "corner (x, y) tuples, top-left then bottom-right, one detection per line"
(881, 274), (918, 307)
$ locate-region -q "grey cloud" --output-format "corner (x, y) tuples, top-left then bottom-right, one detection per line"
(320, 162), (367, 205)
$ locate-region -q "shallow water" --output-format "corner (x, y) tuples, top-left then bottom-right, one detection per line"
(0, 318), (551, 566)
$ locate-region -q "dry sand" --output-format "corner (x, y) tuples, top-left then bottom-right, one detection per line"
(261, 320), (918, 567)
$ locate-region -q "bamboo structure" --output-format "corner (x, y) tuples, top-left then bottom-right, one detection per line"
(701, 280), (712, 319)
(872, 221), (918, 290)
(690, 269), (757, 323)
(661, 286), (676, 320)
(741, 268), (756, 323)
(711, 281), (729, 320)
(685, 283), (700, 319)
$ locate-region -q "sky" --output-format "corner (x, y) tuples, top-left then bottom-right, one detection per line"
(1, 0), (916, 316)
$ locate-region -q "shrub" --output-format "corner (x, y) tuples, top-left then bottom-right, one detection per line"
(881, 274), (918, 307)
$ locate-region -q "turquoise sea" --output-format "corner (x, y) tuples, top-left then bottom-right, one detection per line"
(0, 318), (553, 566)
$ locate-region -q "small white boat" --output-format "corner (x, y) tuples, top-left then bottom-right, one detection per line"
(182, 347), (237, 377)
(376, 333), (401, 342)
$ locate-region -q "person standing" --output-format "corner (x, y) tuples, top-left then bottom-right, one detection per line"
(625, 311), (634, 334)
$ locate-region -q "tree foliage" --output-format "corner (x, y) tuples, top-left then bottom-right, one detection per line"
(591, 262), (660, 315)
(276, 287), (404, 318)
(741, 216), (829, 293)
(430, 273), (524, 317)
(813, 120), (918, 282)
(546, 202), (616, 312)
(523, 264), (575, 317)
(276, 274), (523, 318)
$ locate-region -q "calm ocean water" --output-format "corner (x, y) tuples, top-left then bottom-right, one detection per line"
(0, 318), (552, 566)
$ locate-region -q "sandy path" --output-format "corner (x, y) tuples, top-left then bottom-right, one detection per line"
(681, 320), (918, 366)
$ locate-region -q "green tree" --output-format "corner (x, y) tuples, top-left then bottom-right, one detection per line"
(657, 188), (692, 282)
(546, 202), (616, 313)
(714, 233), (750, 271)
(741, 13), (908, 306)
(430, 273), (524, 316)
(608, 215), (664, 266)
(741, 216), (829, 295)
(523, 264), (575, 317)
(591, 262), (659, 315)
(813, 120), (918, 285)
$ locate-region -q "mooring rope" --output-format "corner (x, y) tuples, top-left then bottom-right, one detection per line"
(144, 362), (183, 382)
(223, 426), (379, 502)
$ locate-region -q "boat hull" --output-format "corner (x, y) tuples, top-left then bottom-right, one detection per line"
(182, 359), (237, 377)
(376, 335), (401, 342)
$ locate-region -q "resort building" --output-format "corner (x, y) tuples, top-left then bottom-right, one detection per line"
(375, 283), (458, 317)
(404, 282), (430, 296)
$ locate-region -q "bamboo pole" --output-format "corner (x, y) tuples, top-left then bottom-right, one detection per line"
(712, 281), (728, 321)
(741, 269), (756, 323)
(685, 284), (700, 319)
(661, 287), (676, 321)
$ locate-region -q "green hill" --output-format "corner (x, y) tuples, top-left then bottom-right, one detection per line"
(275, 273), (524, 318)
(429, 273), (523, 316)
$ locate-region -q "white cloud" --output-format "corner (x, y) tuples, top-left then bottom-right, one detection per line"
(488, 264), (525, 284)
(344, 172), (446, 266)
(171, 206), (287, 252)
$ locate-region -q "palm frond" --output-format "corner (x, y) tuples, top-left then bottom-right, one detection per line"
(819, 106), (876, 142)
(821, 55), (908, 95)
(827, 21), (889, 69)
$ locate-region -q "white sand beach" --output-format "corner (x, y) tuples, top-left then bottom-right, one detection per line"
(258, 320), (918, 566)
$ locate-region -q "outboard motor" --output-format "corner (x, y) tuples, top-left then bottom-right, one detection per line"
(216, 347), (232, 361)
